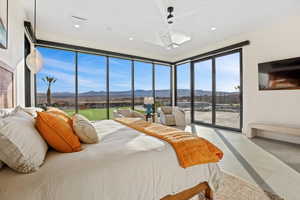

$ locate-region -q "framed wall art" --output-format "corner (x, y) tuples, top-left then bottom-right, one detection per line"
(0, 0), (8, 49)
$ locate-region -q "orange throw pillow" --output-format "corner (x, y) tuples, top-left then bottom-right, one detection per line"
(36, 112), (81, 153)
(46, 107), (73, 127)
(47, 107), (69, 115)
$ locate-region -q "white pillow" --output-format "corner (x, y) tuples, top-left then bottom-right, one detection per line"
(13, 106), (43, 118)
(0, 108), (14, 118)
(0, 110), (48, 173)
(72, 114), (99, 144)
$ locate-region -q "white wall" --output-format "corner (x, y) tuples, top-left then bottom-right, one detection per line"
(184, 14), (300, 143)
(0, 0), (25, 106)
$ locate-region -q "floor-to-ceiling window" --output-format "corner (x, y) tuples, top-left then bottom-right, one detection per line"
(155, 64), (171, 111)
(176, 63), (191, 123)
(134, 61), (153, 113)
(36, 46), (172, 121)
(77, 53), (107, 120)
(36, 47), (76, 116)
(191, 50), (242, 131)
(215, 52), (241, 129)
(109, 57), (132, 118)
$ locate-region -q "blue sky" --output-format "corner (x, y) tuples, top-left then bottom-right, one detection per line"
(37, 47), (239, 94)
(37, 47), (171, 93)
(177, 53), (240, 92)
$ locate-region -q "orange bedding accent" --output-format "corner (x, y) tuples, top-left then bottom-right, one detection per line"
(36, 112), (81, 153)
(114, 118), (223, 168)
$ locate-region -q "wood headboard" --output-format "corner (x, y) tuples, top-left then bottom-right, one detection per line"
(0, 60), (14, 108)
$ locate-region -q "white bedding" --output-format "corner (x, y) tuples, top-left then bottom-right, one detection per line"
(0, 120), (222, 200)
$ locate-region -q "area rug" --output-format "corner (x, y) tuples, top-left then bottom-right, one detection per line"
(197, 172), (284, 200)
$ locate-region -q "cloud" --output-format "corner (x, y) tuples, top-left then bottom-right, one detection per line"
(43, 57), (106, 76)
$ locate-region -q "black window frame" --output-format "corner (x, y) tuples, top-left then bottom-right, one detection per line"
(34, 45), (172, 120)
(176, 49), (243, 132)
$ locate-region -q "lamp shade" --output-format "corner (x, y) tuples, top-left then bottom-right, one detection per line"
(26, 48), (43, 74)
(144, 97), (154, 104)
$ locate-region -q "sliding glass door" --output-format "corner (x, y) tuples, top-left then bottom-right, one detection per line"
(193, 59), (213, 124)
(134, 61), (153, 113)
(176, 63), (191, 123)
(192, 50), (242, 131)
(155, 64), (171, 111)
(215, 52), (241, 129)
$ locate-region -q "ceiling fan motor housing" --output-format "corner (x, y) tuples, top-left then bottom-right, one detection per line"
(167, 6), (174, 24)
(167, 6), (174, 13)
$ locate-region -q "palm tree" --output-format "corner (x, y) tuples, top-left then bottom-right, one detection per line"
(234, 85), (240, 91)
(42, 76), (57, 106)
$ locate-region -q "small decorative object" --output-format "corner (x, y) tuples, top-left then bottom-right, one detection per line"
(25, 0), (44, 74)
(144, 97), (154, 121)
(0, 0), (8, 49)
(26, 48), (43, 73)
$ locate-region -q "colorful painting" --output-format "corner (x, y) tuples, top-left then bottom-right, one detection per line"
(0, 0), (8, 49)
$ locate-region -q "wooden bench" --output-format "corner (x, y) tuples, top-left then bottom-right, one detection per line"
(247, 122), (300, 138)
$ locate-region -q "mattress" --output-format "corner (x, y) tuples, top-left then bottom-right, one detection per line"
(0, 120), (222, 200)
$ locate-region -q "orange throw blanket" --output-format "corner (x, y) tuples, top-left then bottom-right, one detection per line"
(114, 118), (223, 168)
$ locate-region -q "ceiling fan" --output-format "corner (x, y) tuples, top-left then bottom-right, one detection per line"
(96, 0), (195, 50)
(153, 0), (192, 50)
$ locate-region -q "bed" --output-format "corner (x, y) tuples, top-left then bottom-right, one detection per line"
(0, 120), (222, 200)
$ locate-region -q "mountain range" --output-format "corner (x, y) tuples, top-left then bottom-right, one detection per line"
(37, 89), (238, 98)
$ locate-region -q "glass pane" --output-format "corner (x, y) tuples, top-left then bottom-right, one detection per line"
(109, 57), (132, 118)
(215, 52), (241, 129)
(194, 59), (212, 123)
(36, 47), (76, 116)
(155, 64), (171, 110)
(134, 61), (153, 114)
(176, 63), (191, 123)
(78, 53), (107, 121)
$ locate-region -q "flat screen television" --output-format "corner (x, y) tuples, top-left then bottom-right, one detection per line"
(258, 57), (300, 90)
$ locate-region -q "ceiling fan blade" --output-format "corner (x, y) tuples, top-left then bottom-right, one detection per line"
(173, 10), (198, 21)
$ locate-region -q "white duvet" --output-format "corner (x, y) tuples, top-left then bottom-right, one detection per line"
(0, 120), (222, 200)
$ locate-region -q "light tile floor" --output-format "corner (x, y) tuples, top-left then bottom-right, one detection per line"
(185, 124), (300, 200)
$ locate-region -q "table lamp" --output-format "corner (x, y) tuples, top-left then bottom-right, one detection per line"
(144, 97), (154, 116)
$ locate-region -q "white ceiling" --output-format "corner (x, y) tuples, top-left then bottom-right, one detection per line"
(23, 0), (300, 62)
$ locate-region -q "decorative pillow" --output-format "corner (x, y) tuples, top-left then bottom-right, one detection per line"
(47, 107), (69, 116)
(0, 108), (14, 118)
(72, 114), (99, 144)
(12, 106), (35, 121)
(46, 107), (73, 126)
(0, 110), (48, 173)
(36, 112), (81, 153)
(14, 106), (44, 118)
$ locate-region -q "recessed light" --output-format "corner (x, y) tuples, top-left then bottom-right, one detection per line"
(129, 37), (133, 41)
(211, 27), (216, 31)
(74, 24), (80, 28)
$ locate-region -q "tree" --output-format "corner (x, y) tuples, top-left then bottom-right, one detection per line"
(42, 76), (57, 106)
